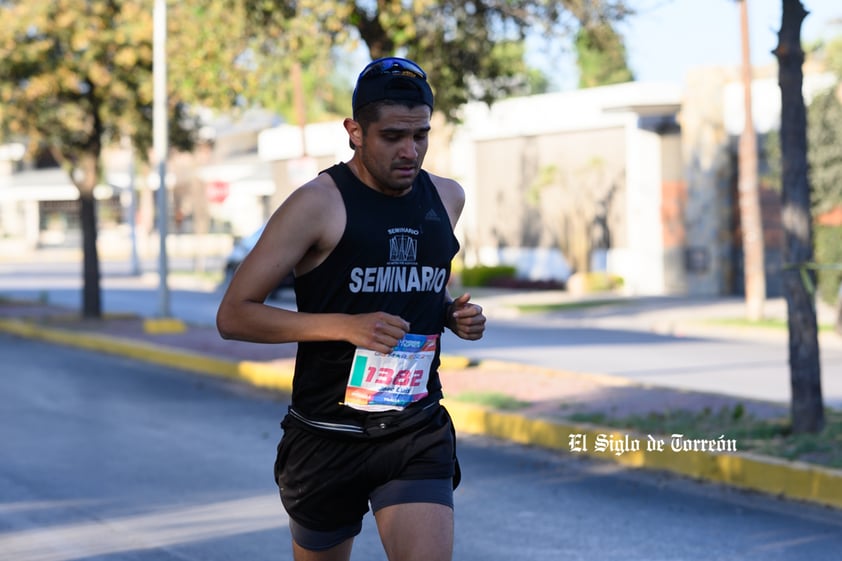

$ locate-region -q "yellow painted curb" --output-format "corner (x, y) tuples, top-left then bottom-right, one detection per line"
(238, 360), (294, 393)
(443, 400), (842, 510)
(0, 318), (293, 391)
(3, 317), (841, 511)
(143, 317), (187, 334)
(439, 354), (473, 370)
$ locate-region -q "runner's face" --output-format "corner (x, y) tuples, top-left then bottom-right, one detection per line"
(356, 104), (431, 196)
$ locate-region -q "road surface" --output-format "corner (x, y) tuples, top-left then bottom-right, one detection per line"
(2, 335), (842, 560)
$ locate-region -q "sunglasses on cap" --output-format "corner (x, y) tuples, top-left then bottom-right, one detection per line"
(358, 57), (427, 81)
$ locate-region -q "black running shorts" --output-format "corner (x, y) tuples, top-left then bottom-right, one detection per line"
(273, 404), (459, 541)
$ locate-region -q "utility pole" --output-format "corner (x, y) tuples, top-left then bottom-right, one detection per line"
(287, 60), (318, 195)
(737, 0), (766, 320)
(292, 61), (308, 156)
(153, 0), (171, 317)
(127, 139), (141, 276)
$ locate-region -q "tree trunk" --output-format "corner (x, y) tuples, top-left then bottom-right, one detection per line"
(72, 153), (102, 319)
(737, 0), (766, 321)
(774, 0), (824, 433)
(79, 189), (102, 319)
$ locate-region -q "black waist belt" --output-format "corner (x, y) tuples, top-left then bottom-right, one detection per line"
(283, 399), (441, 440)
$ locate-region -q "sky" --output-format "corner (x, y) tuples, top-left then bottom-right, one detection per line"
(623, 0), (842, 83)
(347, 2), (841, 94)
(346, 2), (842, 94)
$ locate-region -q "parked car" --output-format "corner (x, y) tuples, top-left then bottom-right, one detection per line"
(223, 226), (295, 299)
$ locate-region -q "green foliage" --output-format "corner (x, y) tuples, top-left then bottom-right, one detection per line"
(810, 34), (842, 78)
(460, 265), (517, 287)
(814, 225), (842, 306)
(237, 0), (353, 122)
(242, 0), (633, 121)
(804, 65), (842, 308)
(515, 298), (629, 314)
(575, 21), (634, 88)
(565, 405), (788, 443)
(1, 2), (149, 165)
(0, 0), (256, 318)
(828, 37), (842, 77)
(704, 316), (835, 333)
(0, 1), (250, 165)
(805, 35), (842, 208)
(760, 130), (782, 192)
(807, 87), (842, 215)
(165, 2), (254, 111)
(450, 391), (529, 411)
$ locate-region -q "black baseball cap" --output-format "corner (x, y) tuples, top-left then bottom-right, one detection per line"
(352, 57), (434, 116)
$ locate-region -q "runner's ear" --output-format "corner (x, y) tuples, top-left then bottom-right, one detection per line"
(344, 118), (363, 150)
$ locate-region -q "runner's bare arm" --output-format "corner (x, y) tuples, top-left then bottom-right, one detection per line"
(216, 176), (409, 354)
(430, 174), (486, 340)
(429, 173), (465, 230)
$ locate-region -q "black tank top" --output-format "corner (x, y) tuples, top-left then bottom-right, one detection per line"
(291, 162), (460, 428)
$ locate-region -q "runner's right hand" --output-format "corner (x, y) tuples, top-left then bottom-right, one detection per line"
(347, 312), (410, 354)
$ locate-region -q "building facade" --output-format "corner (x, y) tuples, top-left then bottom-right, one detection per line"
(3, 70), (833, 297)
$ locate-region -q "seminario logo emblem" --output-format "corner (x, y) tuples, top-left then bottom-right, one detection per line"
(389, 233), (418, 264)
(347, 227), (447, 294)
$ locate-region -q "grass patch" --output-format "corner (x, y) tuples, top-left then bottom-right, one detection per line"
(451, 391), (530, 411)
(566, 405), (842, 468)
(706, 317), (835, 333)
(515, 298), (630, 314)
(460, 265), (517, 287)
(0, 293), (49, 305)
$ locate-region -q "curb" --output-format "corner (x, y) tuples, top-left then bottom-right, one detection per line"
(444, 403), (842, 510)
(2, 317), (841, 511)
(0, 318), (296, 393)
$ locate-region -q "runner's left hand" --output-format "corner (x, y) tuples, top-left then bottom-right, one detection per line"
(446, 293), (486, 340)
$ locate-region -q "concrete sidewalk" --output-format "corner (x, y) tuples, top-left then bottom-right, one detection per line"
(1, 295), (841, 512)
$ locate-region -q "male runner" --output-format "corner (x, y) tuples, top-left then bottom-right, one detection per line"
(217, 56), (486, 561)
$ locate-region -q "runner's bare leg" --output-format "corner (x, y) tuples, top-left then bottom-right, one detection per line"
(292, 538), (354, 561)
(375, 503), (454, 561)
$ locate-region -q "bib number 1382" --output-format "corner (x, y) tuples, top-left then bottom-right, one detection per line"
(343, 333), (438, 412)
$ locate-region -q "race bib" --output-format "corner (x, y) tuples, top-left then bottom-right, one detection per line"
(343, 334), (438, 412)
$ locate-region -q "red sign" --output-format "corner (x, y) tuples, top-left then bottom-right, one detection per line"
(206, 180), (229, 203)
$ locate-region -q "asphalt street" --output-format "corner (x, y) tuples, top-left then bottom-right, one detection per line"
(3, 335), (842, 560)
